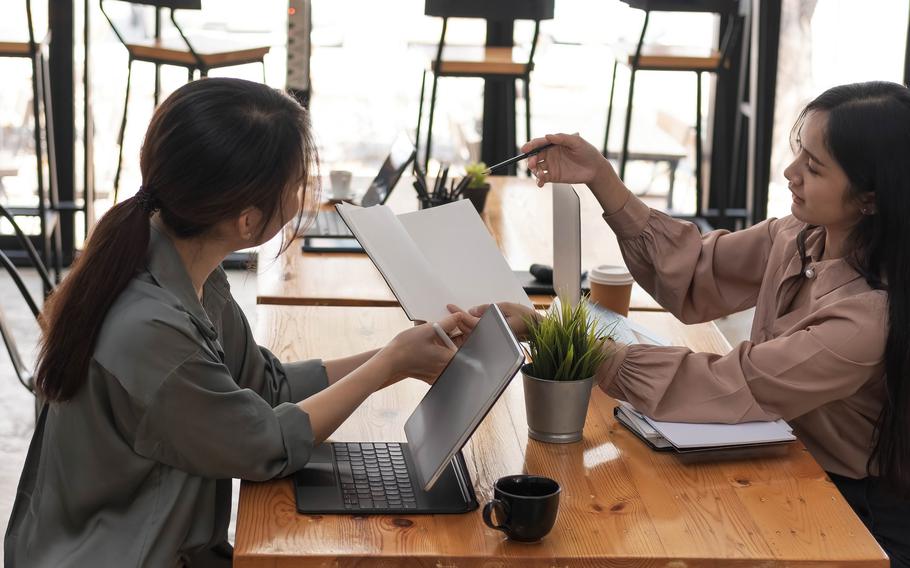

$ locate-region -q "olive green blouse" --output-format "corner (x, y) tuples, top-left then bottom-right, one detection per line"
(5, 226), (328, 567)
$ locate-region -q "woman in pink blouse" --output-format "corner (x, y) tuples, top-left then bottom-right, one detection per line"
(463, 82), (910, 564)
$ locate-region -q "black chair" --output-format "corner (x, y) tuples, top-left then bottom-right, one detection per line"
(416, 0), (554, 169)
(0, 0), (64, 293)
(101, 0), (271, 201)
(0, 204), (55, 416)
(604, 0), (742, 219)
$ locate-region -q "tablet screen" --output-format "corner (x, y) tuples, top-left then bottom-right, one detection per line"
(404, 305), (524, 490)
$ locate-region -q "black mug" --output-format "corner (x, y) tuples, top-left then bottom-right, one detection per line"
(482, 475), (561, 542)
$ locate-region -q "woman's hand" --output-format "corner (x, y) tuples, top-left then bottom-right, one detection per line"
(523, 133), (614, 188)
(447, 302), (540, 342)
(380, 312), (476, 385)
(524, 133), (632, 215)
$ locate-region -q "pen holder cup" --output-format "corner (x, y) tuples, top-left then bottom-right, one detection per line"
(461, 182), (491, 214)
(418, 195), (454, 210)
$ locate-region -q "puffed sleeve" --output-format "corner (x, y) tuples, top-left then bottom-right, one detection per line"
(219, 293), (328, 405)
(604, 194), (793, 324)
(133, 349), (315, 481)
(598, 291), (887, 423)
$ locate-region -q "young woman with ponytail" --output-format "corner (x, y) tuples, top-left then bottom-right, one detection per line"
(460, 82), (910, 565)
(5, 78), (474, 567)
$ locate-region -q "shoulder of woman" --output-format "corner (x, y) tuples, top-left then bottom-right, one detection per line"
(93, 277), (212, 402)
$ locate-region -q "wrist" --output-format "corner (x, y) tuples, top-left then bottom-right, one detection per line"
(588, 162), (630, 215)
(373, 346), (406, 385)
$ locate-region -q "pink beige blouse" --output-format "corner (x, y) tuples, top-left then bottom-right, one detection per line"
(597, 194), (888, 479)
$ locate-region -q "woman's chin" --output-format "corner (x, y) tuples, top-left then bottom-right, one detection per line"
(790, 203), (809, 223)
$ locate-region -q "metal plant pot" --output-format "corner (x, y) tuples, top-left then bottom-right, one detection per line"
(521, 363), (594, 443)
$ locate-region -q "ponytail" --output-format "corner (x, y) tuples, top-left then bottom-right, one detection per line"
(36, 195), (154, 401)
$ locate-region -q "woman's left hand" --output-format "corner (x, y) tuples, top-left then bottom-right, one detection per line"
(381, 312), (476, 385)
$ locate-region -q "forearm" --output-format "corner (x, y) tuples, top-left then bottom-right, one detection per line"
(298, 350), (399, 441)
(323, 349), (381, 385)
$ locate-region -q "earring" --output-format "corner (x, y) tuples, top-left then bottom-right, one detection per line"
(861, 207), (872, 215)
(244, 232), (252, 239)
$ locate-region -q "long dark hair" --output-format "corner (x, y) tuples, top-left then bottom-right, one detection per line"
(795, 81), (910, 495)
(36, 78), (318, 402)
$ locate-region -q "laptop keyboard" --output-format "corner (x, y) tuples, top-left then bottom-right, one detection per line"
(307, 211), (353, 237)
(334, 442), (418, 510)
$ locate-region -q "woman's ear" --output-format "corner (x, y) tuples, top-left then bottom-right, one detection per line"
(858, 192), (877, 215)
(235, 206), (264, 241)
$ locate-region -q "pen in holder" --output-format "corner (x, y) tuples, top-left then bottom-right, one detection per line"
(417, 163), (459, 209)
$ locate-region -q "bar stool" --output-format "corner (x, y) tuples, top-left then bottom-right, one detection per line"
(415, 1), (554, 169)
(604, 1), (742, 218)
(101, 0), (271, 202)
(0, 0), (63, 292)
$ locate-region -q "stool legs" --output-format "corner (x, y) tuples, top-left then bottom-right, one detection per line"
(619, 65), (638, 180)
(416, 70), (426, 164)
(603, 58), (618, 157)
(694, 70), (703, 217)
(524, 76), (531, 143)
(424, 72), (440, 170)
(113, 58), (133, 203)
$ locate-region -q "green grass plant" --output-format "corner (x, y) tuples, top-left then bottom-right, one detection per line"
(524, 297), (614, 381)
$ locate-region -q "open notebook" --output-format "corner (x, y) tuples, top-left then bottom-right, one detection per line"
(614, 401), (795, 453)
(336, 200), (533, 322)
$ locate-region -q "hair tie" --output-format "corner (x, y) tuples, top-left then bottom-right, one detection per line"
(135, 185), (159, 214)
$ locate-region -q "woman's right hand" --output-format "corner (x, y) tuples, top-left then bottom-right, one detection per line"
(523, 133), (613, 188)
(523, 133), (631, 215)
(447, 302), (540, 342)
(380, 312), (475, 385)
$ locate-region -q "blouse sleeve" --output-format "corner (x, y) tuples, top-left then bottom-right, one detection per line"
(604, 194), (791, 324)
(220, 295), (329, 405)
(598, 291), (887, 423)
(134, 349), (315, 481)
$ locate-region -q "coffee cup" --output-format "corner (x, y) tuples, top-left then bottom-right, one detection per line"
(482, 475), (560, 542)
(588, 265), (634, 316)
(329, 169), (353, 200)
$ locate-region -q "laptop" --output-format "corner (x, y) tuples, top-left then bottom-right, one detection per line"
(294, 304), (525, 514)
(513, 183), (590, 295)
(302, 134), (416, 252)
(550, 184), (664, 346)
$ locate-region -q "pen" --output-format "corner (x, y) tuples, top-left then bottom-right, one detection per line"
(483, 142), (556, 174)
(432, 322), (458, 351)
(451, 175), (472, 199)
(413, 180), (429, 200)
(440, 164), (450, 198)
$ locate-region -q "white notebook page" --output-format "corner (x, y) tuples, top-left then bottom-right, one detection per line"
(397, 200), (533, 313)
(337, 204), (458, 321)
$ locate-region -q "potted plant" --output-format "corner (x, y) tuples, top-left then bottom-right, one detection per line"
(462, 162), (491, 213)
(522, 298), (615, 443)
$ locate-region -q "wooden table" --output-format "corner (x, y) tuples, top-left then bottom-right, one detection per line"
(256, 176), (663, 311)
(235, 306), (886, 567)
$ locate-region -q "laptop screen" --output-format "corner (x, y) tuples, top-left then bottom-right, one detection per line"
(360, 134), (416, 207)
(404, 306), (525, 491)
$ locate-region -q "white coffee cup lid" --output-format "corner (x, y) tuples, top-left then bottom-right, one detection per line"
(589, 264), (634, 285)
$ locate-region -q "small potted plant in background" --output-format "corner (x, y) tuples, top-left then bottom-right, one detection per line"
(522, 297), (615, 443)
(462, 162), (491, 213)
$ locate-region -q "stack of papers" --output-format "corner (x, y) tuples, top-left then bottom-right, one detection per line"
(614, 401), (795, 453)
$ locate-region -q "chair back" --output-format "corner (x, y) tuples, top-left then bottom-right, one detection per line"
(0, 205), (52, 398)
(0, 249), (42, 394)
